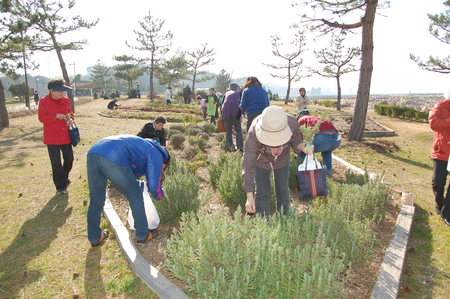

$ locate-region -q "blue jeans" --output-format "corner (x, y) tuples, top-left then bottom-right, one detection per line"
(87, 153), (149, 243)
(300, 131), (341, 174)
(224, 117), (243, 151)
(255, 163), (290, 216)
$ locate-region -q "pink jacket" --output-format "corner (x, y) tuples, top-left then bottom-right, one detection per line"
(429, 99), (450, 161)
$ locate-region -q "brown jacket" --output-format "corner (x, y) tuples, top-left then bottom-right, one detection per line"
(242, 114), (303, 193)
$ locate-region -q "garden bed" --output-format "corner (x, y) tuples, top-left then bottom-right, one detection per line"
(105, 107), (402, 297)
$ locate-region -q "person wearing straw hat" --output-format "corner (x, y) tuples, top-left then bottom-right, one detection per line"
(242, 106), (314, 216)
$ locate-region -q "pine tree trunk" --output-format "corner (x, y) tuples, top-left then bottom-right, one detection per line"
(336, 75), (342, 111)
(53, 35), (74, 112)
(0, 80), (9, 128)
(347, 0), (377, 141)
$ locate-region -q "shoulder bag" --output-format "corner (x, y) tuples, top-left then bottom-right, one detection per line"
(69, 122), (80, 147)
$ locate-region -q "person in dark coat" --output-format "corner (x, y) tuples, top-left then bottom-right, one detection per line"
(107, 99), (120, 110)
(183, 84), (192, 104)
(137, 116), (167, 146)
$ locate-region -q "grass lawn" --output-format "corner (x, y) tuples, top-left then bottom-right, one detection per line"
(0, 97), (448, 298)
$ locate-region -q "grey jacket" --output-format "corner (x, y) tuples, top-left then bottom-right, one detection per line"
(242, 114), (303, 193)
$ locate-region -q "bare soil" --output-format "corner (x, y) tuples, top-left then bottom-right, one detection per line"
(107, 99), (401, 298)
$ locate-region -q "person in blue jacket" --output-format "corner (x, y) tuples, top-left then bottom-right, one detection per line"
(239, 76), (270, 131)
(86, 135), (171, 247)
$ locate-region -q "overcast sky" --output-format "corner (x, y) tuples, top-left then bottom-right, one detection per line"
(29, 0), (450, 95)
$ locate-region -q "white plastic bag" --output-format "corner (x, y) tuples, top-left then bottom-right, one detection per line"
(127, 181), (160, 230)
(298, 154), (323, 171)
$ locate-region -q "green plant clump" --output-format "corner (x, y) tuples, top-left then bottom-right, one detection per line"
(216, 153), (246, 205)
(202, 122), (216, 135)
(169, 124), (186, 133)
(164, 178), (391, 297)
(169, 134), (186, 148)
(165, 207), (349, 298)
(208, 152), (229, 187)
(188, 135), (208, 152)
(155, 166), (200, 224)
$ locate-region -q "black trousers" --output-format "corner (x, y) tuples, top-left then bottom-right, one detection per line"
(432, 159), (450, 219)
(47, 144), (74, 191)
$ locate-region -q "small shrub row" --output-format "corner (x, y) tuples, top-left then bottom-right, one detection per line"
(312, 100), (351, 108)
(374, 104), (428, 122)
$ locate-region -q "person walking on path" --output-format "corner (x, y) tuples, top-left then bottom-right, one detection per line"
(38, 79), (75, 195)
(296, 109), (341, 176)
(183, 84), (192, 104)
(239, 76), (270, 132)
(221, 83), (243, 152)
(86, 135), (170, 247)
(34, 90), (40, 106)
(165, 86), (172, 104)
(429, 91), (450, 226)
(242, 106), (313, 217)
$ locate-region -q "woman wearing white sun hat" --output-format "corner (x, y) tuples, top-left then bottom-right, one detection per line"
(242, 106), (314, 216)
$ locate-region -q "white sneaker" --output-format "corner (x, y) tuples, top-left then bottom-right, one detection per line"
(57, 189), (67, 195)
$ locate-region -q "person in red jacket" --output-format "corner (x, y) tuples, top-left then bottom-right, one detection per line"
(296, 109), (341, 176)
(38, 79), (74, 195)
(429, 92), (450, 226)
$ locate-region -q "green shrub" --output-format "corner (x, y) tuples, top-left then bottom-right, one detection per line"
(167, 129), (182, 138)
(215, 132), (226, 142)
(208, 152), (229, 187)
(169, 134), (185, 148)
(182, 145), (201, 159)
(217, 153), (245, 205)
(164, 177), (391, 297)
(165, 207), (349, 298)
(314, 175), (391, 224)
(169, 124), (186, 133)
(186, 153), (210, 174)
(188, 135), (208, 151)
(186, 124), (202, 136)
(374, 104), (428, 122)
(155, 170), (200, 224)
(197, 132), (210, 141)
(202, 122), (216, 135)
(182, 113), (198, 125)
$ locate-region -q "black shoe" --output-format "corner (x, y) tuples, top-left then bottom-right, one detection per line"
(137, 228), (158, 244)
(91, 229), (109, 247)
